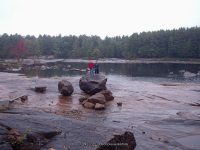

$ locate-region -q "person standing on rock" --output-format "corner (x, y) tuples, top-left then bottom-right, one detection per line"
(94, 60), (99, 74)
(88, 60), (94, 76)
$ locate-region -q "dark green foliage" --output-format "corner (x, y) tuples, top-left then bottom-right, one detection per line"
(0, 27), (200, 59)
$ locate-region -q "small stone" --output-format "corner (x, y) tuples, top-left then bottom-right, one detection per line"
(20, 95), (28, 102)
(100, 90), (114, 101)
(117, 102), (122, 106)
(112, 120), (120, 123)
(87, 93), (106, 104)
(163, 140), (169, 143)
(94, 103), (105, 110)
(48, 147), (56, 150)
(81, 100), (87, 105)
(79, 97), (87, 103)
(35, 86), (47, 93)
(0, 101), (10, 112)
(7, 128), (21, 142)
(83, 101), (95, 109)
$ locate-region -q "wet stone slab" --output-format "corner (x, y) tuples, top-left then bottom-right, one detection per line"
(176, 135), (200, 150)
(0, 71), (200, 150)
(0, 108), (121, 150)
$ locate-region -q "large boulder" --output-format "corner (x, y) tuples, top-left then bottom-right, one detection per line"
(79, 74), (107, 95)
(87, 93), (106, 104)
(58, 80), (74, 96)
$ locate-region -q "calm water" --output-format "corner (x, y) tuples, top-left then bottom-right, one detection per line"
(12, 62), (200, 82)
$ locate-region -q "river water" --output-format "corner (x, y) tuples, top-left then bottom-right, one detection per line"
(1, 60), (200, 150)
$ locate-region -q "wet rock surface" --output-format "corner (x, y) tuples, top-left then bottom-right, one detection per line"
(0, 100), (13, 112)
(58, 80), (74, 96)
(0, 143), (13, 150)
(0, 108), (125, 150)
(79, 74), (107, 95)
(0, 72), (200, 150)
(0, 109), (62, 150)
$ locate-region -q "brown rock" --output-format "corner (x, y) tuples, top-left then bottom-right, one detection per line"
(48, 147), (56, 150)
(79, 74), (107, 95)
(7, 129), (21, 142)
(117, 102), (122, 107)
(81, 100), (87, 105)
(83, 101), (95, 109)
(79, 97), (87, 103)
(20, 95), (28, 102)
(35, 86), (46, 93)
(0, 101), (10, 112)
(96, 131), (136, 150)
(100, 90), (114, 101)
(58, 80), (74, 96)
(87, 93), (106, 104)
(94, 103), (105, 110)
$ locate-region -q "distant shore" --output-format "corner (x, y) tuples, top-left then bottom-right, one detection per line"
(1, 58), (200, 65)
(63, 58), (200, 64)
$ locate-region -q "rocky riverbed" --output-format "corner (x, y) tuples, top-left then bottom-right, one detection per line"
(0, 72), (200, 150)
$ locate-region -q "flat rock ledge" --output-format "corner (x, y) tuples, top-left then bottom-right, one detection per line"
(0, 108), (131, 150)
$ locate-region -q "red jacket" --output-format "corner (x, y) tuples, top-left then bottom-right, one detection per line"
(88, 62), (94, 69)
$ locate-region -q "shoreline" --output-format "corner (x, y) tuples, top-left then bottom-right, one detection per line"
(1, 58), (200, 65)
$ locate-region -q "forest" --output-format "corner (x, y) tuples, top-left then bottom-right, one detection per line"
(0, 27), (200, 59)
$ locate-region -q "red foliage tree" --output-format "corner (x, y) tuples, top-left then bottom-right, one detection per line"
(11, 39), (27, 62)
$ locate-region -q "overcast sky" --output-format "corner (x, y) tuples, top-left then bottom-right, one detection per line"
(0, 0), (200, 38)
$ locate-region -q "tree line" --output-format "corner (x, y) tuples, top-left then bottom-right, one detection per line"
(0, 27), (200, 59)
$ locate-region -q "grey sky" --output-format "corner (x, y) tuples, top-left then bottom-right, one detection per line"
(0, 0), (200, 38)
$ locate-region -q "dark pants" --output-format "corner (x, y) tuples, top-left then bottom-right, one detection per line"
(95, 68), (99, 74)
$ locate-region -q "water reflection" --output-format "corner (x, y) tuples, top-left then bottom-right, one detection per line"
(1, 61), (200, 81)
(18, 62), (200, 81)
